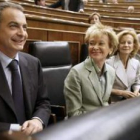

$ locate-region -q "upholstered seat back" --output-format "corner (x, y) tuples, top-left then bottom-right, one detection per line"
(80, 43), (88, 62)
(29, 41), (72, 106)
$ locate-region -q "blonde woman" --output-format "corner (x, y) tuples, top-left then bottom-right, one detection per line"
(64, 24), (118, 117)
(106, 30), (140, 102)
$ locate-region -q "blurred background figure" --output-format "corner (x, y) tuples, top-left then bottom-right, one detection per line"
(99, 0), (104, 3)
(106, 30), (140, 103)
(88, 12), (101, 24)
(34, 0), (46, 6)
(127, 6), (135, 13)
(48, 0), (85, 13)
(83, 0), (88, 5)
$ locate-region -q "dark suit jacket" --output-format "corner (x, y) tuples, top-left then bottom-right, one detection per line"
(48, 0), (84, 12)
(0, 52), (51, 132)
(48, 0), (65, 9)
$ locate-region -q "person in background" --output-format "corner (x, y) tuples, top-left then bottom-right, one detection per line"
(112, 0), (118, 4)
(0, 131), (36, 140)
(99, 0), (118, 4)
(0, 2), (51, 134)
(106, 30), (140, 103)
(48, 0), (84, 13)
(83, 0), (88, 5)
(64, 23), (118, 117)
(34, 0), (46, 6)
(127, 6), (135, 13)
(88, 12), (101, 24)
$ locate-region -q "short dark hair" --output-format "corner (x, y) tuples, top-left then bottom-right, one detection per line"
(0, 2), (24, 23)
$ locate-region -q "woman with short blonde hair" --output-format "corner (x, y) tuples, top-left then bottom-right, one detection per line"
(64, 24), (118, 117)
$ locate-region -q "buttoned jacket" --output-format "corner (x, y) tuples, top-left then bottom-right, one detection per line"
(0, 52), (51, 131)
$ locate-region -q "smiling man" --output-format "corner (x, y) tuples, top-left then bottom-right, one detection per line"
(0, 2), (50, 135)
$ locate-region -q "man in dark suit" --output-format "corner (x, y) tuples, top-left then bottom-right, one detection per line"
(48, 0), (84, 12)
(0, 2), (51, 135)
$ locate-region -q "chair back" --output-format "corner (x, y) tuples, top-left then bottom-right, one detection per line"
(29, 41), (72, 106)
(80, 43), (88, 62)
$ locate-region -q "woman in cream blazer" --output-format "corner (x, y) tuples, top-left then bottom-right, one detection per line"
(106, 30), (140, 102)
(64, 24), (118, 117)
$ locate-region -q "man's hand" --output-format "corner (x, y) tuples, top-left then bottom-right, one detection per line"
(21, 119), (43, 135)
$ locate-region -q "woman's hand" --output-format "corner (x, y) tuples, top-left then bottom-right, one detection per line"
(134, 90), (140, 97)
(21, 119), (43, 135)
(120, 90), (138, 99)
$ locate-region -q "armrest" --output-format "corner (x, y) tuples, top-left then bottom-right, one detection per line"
(51, 105), (66, 118)
(48, 113), (57, 125)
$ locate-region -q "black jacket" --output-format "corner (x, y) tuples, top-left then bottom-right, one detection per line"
(48, 0), (84, 12)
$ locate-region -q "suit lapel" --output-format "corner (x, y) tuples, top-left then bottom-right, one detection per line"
(0, 62), (17, 117)
(126, 59), (137, 86)
(88, 72), (103, 104)
(19, 53), (32, 118)
(103, 67), (112, 100)
(85, 57), (103, 105)
(114, 55), (128, 87)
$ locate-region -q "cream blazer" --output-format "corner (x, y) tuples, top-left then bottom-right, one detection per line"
(106, 54), (140, 92)
(64, 57), (115, 117)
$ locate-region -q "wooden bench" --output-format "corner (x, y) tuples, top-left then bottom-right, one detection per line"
(26, 13), (88, 32)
